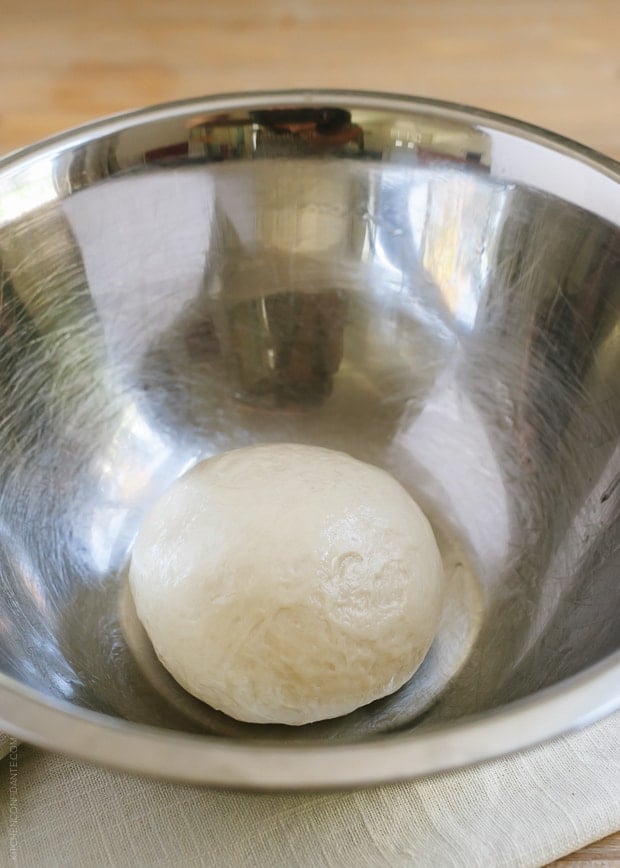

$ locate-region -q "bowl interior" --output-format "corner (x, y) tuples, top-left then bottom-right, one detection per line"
(0, 94), (619, 756)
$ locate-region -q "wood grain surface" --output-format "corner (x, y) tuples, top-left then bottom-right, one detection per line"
(1, 0), (620, 160)
(0, 0), (619, 863)
(552, 832), (620, 864)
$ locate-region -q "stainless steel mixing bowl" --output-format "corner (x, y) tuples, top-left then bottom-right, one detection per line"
(0, 91), (618, 789)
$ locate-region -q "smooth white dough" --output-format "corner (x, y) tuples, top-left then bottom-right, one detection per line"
(129, 444), (445, 725)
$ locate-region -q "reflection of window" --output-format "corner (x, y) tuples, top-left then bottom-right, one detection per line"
(0, 159), (57, 226)
(489, 130), (619, 225)
(188, 121), (251, 161)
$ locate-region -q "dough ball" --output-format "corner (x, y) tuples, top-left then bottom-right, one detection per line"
(129, 444), (444, 725)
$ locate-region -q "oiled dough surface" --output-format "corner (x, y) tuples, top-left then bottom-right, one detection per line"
(129, 444), (444, 725)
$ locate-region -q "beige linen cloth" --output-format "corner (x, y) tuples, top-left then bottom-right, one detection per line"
(0, 712), (618, 867)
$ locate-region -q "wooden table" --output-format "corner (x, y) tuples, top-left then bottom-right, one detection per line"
(1, 1), (618, 863)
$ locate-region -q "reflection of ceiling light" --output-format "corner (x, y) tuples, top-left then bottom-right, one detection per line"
(0, 159), (58, 226)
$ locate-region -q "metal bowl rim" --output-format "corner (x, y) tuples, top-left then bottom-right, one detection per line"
(1, 89), (618, 179)
(1, 650), (619, 789)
